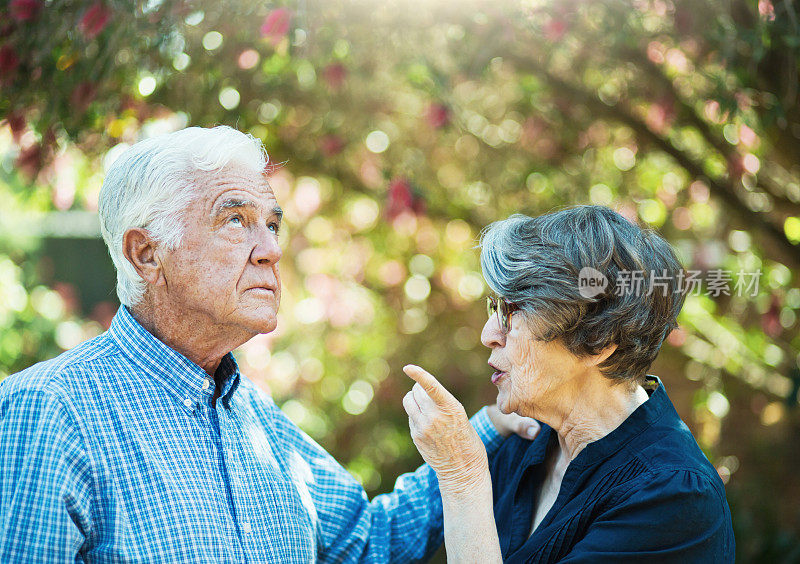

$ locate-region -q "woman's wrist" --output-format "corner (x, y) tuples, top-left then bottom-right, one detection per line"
(436, 460), (492, 499)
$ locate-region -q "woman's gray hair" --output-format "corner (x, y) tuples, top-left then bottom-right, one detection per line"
(480, 205), (686, 385)
(98, 126), (268, 306)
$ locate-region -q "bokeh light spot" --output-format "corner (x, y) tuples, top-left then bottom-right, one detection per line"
(238, 49), (260, 70)
(202, 31), (223, 51)
(172, 53), (190, 71)
(258, 101), (280, 124)
(784, 216), (800, 243)
(218, 87), (240, 110)
(365, 130), (390, 153)
(742, 153), (760, 174)
(138, 76), (156, 96)
(185, 11), (204, 25)
(638, 199), (666, 226)
(590, 183), (613, 205)
(613, 147), (636, 171)
(707, 391), (730, 418)
(404, 275), (431, 302)
(409, 254), (435, 277)
(342, 380), (374, 415)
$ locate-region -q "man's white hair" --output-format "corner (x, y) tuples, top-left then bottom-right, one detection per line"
(98, 126), (268, 307)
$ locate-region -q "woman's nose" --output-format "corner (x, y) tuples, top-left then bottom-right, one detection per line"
(481, 314), (505, 349)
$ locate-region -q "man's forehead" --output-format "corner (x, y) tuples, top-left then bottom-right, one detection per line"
(203, 169), (278, 208)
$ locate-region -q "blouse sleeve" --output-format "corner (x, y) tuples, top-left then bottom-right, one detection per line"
(559, 469), (735, 563)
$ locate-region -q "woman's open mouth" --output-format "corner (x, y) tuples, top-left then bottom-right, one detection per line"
(489, 363), (506, 384)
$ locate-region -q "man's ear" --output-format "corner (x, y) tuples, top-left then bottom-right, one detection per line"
(585, 343), (618, 367)
(122, 228), (166, 287)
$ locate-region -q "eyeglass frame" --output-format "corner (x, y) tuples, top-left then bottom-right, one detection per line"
(486, 295), (519, 334)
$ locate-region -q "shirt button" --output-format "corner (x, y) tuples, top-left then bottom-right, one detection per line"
(241, 521), (252, 534)
(183, 398), (193, 408)
(202, 378), (211, 391)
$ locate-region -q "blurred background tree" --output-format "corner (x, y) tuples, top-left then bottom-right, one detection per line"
(1, 0), (799, 560)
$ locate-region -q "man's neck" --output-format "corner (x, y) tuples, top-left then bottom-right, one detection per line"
(129, 301), (248, 376)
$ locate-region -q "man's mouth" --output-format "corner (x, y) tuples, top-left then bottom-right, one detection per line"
(247, 286), (276, 295)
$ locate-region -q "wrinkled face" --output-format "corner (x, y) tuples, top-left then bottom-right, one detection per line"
(481, 309), (586, 419)
(159, 166), (283, 337)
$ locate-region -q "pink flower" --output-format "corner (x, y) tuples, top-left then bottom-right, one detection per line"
(322, 63), (347, 90)
(726, 155), (745, 180)
(544, 19), (567, 41)
(15, 143), (42, 180)
(70, 81), (97, 113)
(387, 178), (413, 219)
(425, 103), (449, 129)
(673, 6), (693, 33)
(645, 97), (675, 133)
(320, 135), (344, 157)
(5, 111), (26, 141)
(411, 195), (426, 216)
(759, 0), (776, 21)
(79, 3), (111, 40)
(387, 178), (425, 219)
(761, 295), (782, 337)
(0, 45), (19, 77)
(9, 0), (42, 21)
(260, 8), (291, 45)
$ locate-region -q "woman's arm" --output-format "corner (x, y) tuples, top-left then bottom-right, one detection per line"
(439, 468), (502, 563)
(402, 364), (504, 564)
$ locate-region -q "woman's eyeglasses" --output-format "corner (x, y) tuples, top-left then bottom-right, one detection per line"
(486, 296), (518, 334)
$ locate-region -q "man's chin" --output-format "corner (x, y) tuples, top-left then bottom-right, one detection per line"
(239, 313), (278, 335)
(254, 320), (278, 334)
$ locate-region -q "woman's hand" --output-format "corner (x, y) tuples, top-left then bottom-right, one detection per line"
(402, 364), (503, 563)
(402, 364), (489, 494)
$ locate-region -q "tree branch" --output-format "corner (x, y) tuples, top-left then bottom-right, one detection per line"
(508, 55), (800, 268)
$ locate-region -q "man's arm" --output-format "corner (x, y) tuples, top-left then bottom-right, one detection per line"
(0, 384), (94, 562)
(270, 403), (508, 563)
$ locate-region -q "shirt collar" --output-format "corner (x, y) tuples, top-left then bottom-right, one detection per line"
(108, 306), (241, 411)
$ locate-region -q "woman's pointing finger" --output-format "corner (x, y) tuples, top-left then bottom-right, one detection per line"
(403, 364), (456, 407)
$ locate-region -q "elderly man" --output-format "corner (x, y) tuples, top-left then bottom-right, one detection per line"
(0, 126), (534, 562)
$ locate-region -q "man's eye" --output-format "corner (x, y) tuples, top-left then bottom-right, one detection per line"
(268, 222), (280, 234)
(229, 215), (243, 226)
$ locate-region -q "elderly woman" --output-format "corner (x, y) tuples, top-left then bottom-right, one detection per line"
(403, 206), (735, 562)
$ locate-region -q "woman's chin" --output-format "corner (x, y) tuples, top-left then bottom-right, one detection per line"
(496, 393), (513, 415)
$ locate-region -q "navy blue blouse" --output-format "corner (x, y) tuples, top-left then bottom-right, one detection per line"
(489, 376), (735, 562)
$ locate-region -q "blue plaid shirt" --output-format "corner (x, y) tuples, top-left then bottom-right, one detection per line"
(0, 306), (503, 563)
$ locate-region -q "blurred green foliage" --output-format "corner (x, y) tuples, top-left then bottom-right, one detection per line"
(2, 0), (800, 559)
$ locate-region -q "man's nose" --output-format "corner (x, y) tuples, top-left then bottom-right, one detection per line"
(480, 314), (505, 349)
(251, 225), (282, 265)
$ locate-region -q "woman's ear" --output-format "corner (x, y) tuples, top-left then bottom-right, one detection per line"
(122, 228), (165, 287)
(585, 343), (618, 367)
